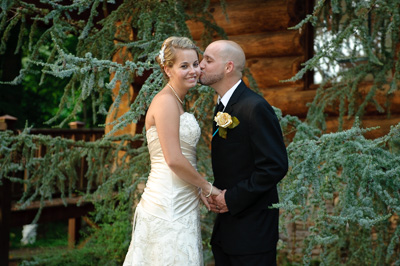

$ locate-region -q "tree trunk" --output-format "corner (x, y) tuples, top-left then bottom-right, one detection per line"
(105, 22), (136, 136)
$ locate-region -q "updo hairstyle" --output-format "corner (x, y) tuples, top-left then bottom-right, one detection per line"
(155, 36), (199, 80)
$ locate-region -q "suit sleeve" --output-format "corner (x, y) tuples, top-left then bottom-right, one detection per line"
(225, 100), (288, 216)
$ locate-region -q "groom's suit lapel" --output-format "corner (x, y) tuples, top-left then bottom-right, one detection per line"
(223, 81), (246, 116)
(212, 81), (247, 140)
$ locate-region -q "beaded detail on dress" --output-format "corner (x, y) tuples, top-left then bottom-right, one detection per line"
(146, 112), (200, 147)
(123, 204), (203, 266)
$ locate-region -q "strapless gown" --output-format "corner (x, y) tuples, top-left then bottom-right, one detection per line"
(123, 112), (203, 266)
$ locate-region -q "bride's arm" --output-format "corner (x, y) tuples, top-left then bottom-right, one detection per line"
(152, 94), (220, 197)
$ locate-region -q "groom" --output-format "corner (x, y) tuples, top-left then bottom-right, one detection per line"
(199, 40), (288, 265)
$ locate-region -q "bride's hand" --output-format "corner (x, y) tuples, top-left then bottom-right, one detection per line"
(200, 184), (221, 211)
(202, 182), (221, 198)
(200, 194), (211, 211)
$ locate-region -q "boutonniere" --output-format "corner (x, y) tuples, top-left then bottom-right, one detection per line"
(213, 112), (240, 139)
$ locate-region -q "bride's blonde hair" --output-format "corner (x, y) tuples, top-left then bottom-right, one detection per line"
(155, 36), (199, 80)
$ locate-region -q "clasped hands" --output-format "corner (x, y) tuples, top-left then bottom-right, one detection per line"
(201, 186), (228, 213)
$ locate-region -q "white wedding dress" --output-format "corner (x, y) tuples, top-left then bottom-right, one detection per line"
(123, 112), (203, 266)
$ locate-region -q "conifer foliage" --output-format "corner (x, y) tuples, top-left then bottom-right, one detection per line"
(0, 0), (399, 265)
(277, 110), (400, 265)
(1, 0), (223, 264)
(290, 0), (400, 130)
(278, 0), (400, 263)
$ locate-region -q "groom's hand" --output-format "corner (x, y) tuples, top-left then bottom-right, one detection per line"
(209, 190), (228, 213)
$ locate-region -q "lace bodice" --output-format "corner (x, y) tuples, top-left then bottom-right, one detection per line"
(146, 112), (201, 147)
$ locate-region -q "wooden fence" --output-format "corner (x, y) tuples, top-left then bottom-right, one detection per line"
(0, 115), (104, 265)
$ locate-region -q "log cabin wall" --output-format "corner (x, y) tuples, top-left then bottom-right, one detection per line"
(187, 0), (400, 139)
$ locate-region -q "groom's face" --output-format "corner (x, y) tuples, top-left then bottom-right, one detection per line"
(199, 43), (225, 86)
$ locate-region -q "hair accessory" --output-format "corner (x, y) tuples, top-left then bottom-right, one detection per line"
(159, 44), (166, 65)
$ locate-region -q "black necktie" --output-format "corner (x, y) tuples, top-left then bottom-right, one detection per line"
(216, 101), (224, 113)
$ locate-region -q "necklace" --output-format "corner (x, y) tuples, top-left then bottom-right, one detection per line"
(167, 83), (184, 105)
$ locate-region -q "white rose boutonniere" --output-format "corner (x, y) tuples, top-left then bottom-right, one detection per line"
(213, 112), (240, 139)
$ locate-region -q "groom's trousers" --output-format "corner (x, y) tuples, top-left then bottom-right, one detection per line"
(212, 243), (277, 266)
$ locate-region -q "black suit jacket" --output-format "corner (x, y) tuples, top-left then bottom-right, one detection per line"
(211, 80), (288, 255)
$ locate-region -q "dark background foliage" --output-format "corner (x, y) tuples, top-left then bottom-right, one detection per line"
(1, 0), (399, 265)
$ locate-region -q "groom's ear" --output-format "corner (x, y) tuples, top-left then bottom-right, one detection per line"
(225, 61), (234, 74)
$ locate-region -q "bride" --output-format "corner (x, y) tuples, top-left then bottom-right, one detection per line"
(123, 36), (221, 266)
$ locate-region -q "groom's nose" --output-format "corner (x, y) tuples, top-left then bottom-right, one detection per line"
(199, 59), (205, 70)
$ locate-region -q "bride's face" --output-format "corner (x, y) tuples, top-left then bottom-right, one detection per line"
(166, 49), (200, 90)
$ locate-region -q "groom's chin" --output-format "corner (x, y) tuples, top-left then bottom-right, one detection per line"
(198, 73), (205, 85)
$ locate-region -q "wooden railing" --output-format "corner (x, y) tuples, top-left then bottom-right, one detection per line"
(0, 115), (105, 265)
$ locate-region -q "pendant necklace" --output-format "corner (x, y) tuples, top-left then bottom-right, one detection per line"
(167, 83), (184, 105)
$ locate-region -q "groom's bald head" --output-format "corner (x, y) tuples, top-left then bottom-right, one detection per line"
(211, 40), (246, 77)
(199, 40), (246, 94)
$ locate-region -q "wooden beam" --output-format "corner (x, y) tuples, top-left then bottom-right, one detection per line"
(260, 85), (400, 138)
(261, 85), (400, 117)
(245, 56), (304, 88)
(0, 115), (17, 130)
(187, 0), (305, 40)
(10, 203), (94, 226)
(261, 86), (313, 117)
(11, 198), (94, 226)
(195, 31), (304, 58)
(68, 217), (81, 248)
(325, 115), (400, 139)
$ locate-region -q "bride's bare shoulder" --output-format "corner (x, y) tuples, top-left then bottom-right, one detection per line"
(150, 89), (176, 110)
(145, 88), (178, 128)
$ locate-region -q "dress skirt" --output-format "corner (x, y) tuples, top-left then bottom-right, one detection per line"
(123, 203), (203, 266)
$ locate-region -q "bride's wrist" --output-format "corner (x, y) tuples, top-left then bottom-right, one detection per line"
(202, 181), (213, 198)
